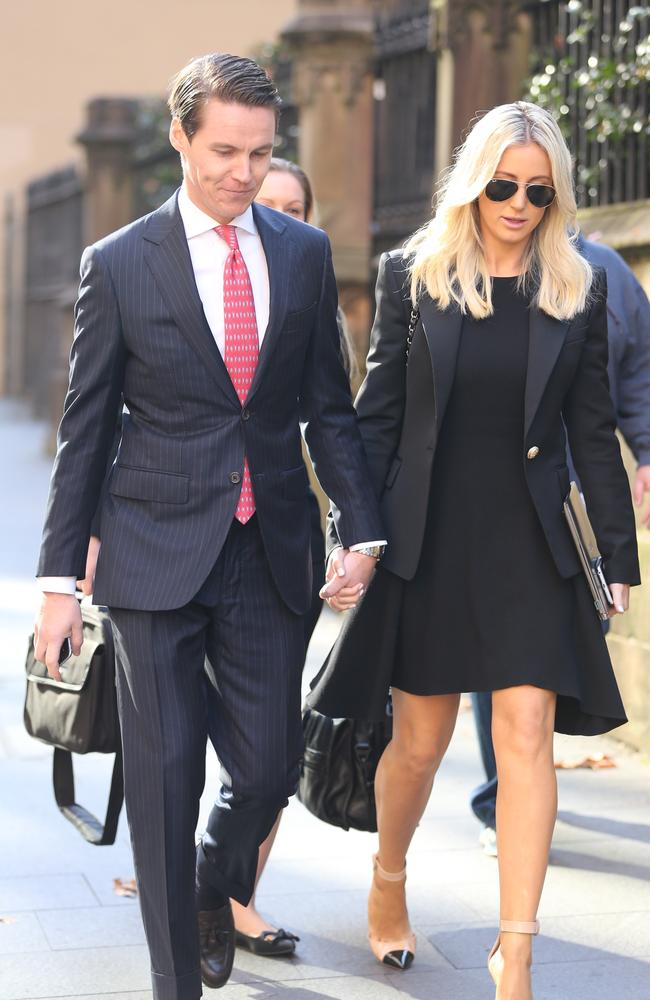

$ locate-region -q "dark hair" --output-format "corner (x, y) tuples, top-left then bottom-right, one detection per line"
(168, 53), (282, 140)
(268, 157), (314, 221)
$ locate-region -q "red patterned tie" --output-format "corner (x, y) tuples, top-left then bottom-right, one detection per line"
(215, 224), (259, 524)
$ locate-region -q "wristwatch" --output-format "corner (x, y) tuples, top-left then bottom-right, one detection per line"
(355, 544), (386, 560)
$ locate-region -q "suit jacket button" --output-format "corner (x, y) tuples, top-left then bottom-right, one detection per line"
(241, 408), (250, 421)
(230, 472), (242, 484)
(527, 446), (540, 460)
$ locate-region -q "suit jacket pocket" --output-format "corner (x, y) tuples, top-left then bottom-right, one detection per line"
(556, 464), (571, 503)
(109, 464), (189, 504)
(285, 302), (318, 330)
(282, 465), (310, 500)
(384, 456), (402, 490)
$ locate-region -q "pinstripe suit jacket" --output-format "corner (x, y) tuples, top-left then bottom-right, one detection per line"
(37, 191), (383, 613)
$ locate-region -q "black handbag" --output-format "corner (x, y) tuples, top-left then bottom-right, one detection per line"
(24, 600), (124, 845)
(299, 301), (414, 833)
(297, 699), (393, 832)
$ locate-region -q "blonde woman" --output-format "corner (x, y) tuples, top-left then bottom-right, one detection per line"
(311, 102), (640, 999)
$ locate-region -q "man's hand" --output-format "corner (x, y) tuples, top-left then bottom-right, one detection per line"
(78, 536), (101, 597)
(608, 582), (630, 618)
(319, 548), (377, 612)
(34, 593), (83, 681)
(633, 465), (650, 527)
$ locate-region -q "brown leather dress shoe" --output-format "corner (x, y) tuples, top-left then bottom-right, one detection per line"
(198, 903), (235, 989)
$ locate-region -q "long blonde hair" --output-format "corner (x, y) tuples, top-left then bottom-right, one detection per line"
(406, 102), (592, 320)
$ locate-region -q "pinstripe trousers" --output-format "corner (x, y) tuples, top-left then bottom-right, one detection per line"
(109, 518), (305, 1000)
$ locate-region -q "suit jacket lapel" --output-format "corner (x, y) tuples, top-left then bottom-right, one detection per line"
(419, 296), (463, 430)
(524, 306), (570, 435)
(142, 191), (240, 409)
(247, 203), (292, 401)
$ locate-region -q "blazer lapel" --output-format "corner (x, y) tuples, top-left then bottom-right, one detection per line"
(419, 296), (463, 430)
(142, 192), (240, 409)
(247, 203), (292, 400)
(524, 306), (570, 435)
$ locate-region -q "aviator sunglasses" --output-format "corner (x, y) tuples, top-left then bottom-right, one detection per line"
(484, 178), (556, 209)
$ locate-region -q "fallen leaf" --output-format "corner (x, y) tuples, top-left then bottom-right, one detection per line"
(555, 753), (616, 770)
(113, 877), (138, 897)
(0, 916), (16, 924)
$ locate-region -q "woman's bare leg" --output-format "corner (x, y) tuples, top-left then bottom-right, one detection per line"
(370, 690), (460, 944)
(491, 685), (557, 1000)
(231, 812), (282, 936)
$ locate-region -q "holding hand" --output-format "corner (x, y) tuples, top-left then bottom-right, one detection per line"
(319, 548), (377, 612)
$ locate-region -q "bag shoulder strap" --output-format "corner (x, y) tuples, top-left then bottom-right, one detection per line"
(53, 745), (124, 846)
(406, 302), (420, 363)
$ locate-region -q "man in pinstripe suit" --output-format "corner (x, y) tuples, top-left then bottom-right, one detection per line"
(34, 54), (383, 997)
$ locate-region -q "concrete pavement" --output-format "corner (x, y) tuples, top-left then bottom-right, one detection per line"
(1, 397), (649, 1000)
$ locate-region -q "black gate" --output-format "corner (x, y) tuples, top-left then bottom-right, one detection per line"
(524, 0), (649, 207)
(372, 1), (437, 259)
(24, 167), (83, 414)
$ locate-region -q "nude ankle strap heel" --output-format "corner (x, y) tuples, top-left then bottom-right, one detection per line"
(488, 919), (540, 986)
(499, 919), (540, 936)
(373, 855), (407, 882)
(368, 854), (416, 971)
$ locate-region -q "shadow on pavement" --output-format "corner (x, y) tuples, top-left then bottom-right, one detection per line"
(558, 809), (650, 845)
(549, 845), (650, 883)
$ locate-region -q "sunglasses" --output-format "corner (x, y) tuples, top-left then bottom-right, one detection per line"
(484, 178), (556, 209)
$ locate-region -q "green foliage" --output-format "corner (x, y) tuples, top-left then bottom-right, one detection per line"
(522, 2), (649, 197)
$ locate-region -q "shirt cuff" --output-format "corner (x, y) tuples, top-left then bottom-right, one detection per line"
(350, 540), (388, 551)
(37, 577), (77, 595)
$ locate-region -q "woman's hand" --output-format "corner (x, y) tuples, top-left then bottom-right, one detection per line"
(608, 582), (630, 617)
(320, 548), (376, 612)
(325, 581), (366, 612)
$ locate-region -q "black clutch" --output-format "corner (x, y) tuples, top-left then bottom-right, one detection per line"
(24, 600), (123, 845)
(563, 481), (614, 621)
(297, 700), (393, 833)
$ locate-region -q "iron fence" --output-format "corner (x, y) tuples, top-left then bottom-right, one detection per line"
(524, 0), (649, 206)
(372, 0), (436, 257)
(24, 167), (83, 412)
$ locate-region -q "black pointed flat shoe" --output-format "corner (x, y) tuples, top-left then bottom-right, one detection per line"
(235, 927), (299, 957)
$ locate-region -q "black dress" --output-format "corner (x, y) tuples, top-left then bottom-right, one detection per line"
(392, 277), (626, 731)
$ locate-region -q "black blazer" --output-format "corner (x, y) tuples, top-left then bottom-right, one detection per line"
(329, 250), (640, 587)
(38, 192), (383, 613)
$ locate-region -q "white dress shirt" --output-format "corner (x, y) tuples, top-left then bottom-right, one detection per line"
(39, 185), (383, 595)
(178, 184), (270, 354)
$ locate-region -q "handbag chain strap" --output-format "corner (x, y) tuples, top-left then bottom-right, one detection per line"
(406, 302), (420, 363)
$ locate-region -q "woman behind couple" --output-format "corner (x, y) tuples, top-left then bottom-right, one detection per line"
(314, 100), (640, 999)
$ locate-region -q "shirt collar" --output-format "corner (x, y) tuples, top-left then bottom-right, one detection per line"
(178, 183), (258, 240)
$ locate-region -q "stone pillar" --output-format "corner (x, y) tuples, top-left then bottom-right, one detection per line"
(77, 98), (139, 245)
(433, 0), (531, 155)
(282, 1), (376, 369)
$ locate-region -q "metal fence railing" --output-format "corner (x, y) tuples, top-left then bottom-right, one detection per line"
(523, 0), (649, 207)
